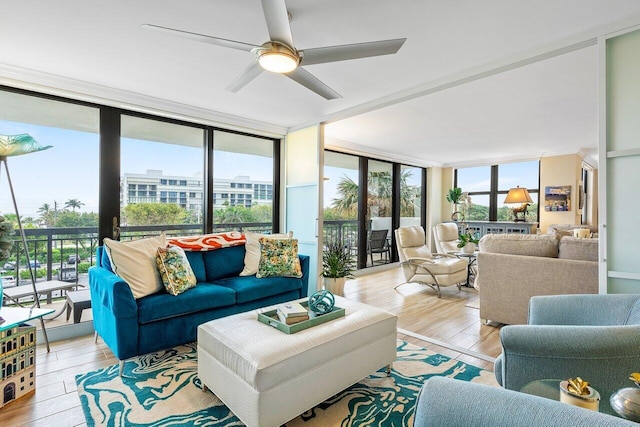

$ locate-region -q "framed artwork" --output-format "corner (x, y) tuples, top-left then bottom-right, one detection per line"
(545, 185), (571, 211)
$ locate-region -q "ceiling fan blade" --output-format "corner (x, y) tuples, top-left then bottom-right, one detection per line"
(286, 67), (341, 100)
(141, 24), (257, 52)
(300, 38), (406, 66)
(260, 0), (295, 47)
(225, 59), (264, 92)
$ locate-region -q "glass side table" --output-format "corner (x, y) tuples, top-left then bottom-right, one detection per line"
(455, 251), (478, 287)
(521, 379), (615, 416)
(521, 378), (562, 400)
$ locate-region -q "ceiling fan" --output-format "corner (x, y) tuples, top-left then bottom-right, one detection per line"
(141, 0), (406, 99)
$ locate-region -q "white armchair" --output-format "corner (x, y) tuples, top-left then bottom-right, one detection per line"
(432, 222), (460, 254)
(394, 226), (468, 298)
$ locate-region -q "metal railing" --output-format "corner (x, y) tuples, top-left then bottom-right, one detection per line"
(1, 219), (381, 293)
(1, 223), (274, 287)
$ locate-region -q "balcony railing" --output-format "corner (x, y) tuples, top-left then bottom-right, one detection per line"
(1, 219), (381, 294)
(1, 223), (273, 287)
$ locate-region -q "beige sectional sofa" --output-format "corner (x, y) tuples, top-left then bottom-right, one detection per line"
(476, 233), (598, 325)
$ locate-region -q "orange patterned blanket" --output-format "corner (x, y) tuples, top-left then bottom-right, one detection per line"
(167, 231), (246, 251)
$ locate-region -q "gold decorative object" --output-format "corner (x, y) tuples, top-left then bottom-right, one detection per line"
(630, 372), (640, 388)
(566, 377), (591, 396)
(560, 378), (600, 411)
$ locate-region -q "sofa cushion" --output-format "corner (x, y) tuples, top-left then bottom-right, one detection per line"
(558, 237), (598, 262)
(137, 283), (236, 324)
(156, 246), (197, 296)
(184, 250), (206, 282)
(103, 233), (166, 299)
(240, 231), (293, 276)
(215, 274), (303, 304)
(256, 237), (303, 278)
(479, 233), (558, 258)
(203, 244), (246, 280)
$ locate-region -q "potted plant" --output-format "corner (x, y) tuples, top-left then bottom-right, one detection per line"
(446, 187), (463, 221)
(457, 229), (479, 254)
(322, 241), (356, 296)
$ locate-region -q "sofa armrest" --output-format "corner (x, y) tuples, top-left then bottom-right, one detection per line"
(414, 377), (636, 427)
(477, 252), (598, 325)
(529, 294), (640, 326)
(89, 265), (140, 360)
(499, 324), (640, 412)
(298, 254), (310, 298)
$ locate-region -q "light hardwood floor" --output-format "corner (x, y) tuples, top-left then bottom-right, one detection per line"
(1, 266), (502, 426)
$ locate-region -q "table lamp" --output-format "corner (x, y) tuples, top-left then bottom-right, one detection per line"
(504, 186), (533, 222)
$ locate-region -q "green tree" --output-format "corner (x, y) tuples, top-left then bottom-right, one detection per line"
(64, 199), (85, 212)
(38, 203), (56, 227)
(123, 203), (187, 225)
(330, 170), (419, 219)
(332, 175), (359, 218)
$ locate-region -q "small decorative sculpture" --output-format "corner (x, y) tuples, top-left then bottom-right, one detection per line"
(308, 290), (335, 315)
(560, 377), (600, 411)
(610, 372), (640, 421)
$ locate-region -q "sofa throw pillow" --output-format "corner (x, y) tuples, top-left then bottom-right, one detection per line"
(156, 245), (197, 296)
(240, 231), (293, 276)
(256, 237), (302, 278)
(103, 233), (166, 299)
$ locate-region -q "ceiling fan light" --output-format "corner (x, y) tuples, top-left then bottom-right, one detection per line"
(257, 43), (298, 73)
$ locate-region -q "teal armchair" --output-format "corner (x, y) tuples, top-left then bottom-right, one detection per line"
(495, 294), (640, 415)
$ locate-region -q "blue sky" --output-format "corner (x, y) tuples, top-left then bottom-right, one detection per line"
(0, 120), (273, 218)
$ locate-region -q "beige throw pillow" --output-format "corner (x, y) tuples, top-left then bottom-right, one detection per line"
(240, 231), (293, 276)
(103, 233), (166, 299)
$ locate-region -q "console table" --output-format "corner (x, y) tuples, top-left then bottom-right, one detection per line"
(456, 221), (538, 238)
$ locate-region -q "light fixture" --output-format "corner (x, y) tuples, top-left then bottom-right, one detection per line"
(256, 42), (299, 73)
(504, 186), (533, 222)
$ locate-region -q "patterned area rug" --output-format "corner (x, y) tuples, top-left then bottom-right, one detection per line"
(76, 341), (497, 426)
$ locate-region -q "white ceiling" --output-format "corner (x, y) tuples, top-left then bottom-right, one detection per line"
(1, 1), (640, 167)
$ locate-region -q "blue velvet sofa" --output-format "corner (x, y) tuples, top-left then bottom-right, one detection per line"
(89, 244), (309, 374)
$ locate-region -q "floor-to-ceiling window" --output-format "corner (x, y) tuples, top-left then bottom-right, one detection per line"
(0, 86), (282, 336)
(212, 130), (277, 233)
(323, 150), (426, 270)
(323, 151), (360, 254)
(368, 160), (393, 267)
(0, 89), (99, 326)
(121, 115), (205, 236)
(399, 165), (423, 227)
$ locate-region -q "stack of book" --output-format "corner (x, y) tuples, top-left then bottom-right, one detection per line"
(277, 302), (309, 325)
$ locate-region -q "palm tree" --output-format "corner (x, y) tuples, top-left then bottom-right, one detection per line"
(38, 203), (55, 227)
(332, 170), (419, 218)
(64, 199), (84, 212)
(332, 175), (359, 218)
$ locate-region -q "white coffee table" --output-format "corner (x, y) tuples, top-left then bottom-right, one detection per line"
(197, 296), (397, 427)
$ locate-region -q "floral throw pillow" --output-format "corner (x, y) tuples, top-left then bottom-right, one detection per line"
(256, 237), (303, 278)
(156, 245), (197, 296)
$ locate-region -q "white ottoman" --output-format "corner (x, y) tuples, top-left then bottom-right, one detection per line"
(197, 296), (397, 427)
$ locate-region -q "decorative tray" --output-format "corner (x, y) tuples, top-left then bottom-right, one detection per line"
(257, 300), (345, 334)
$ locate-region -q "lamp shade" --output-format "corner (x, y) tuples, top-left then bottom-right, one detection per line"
(504, 186), (533, 204)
